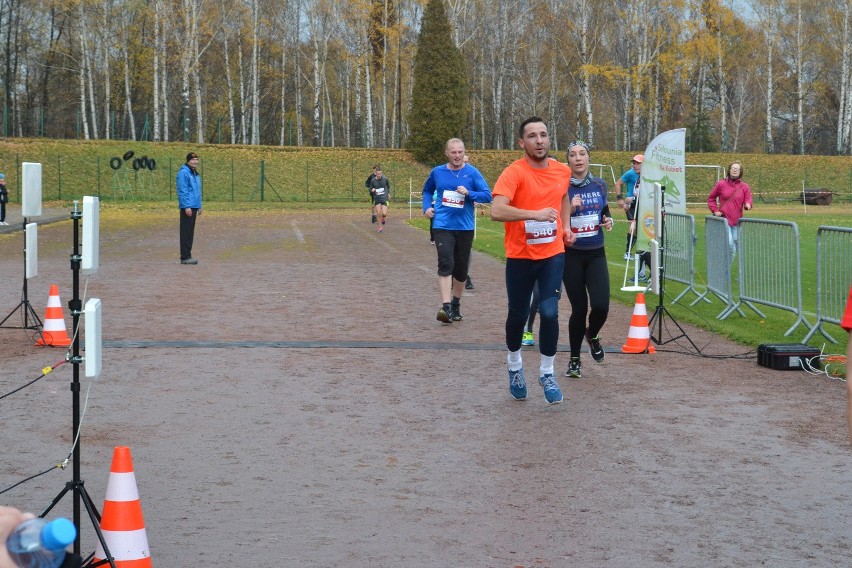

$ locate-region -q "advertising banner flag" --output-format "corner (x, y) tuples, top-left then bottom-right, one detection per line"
(634, 128), (686, 252)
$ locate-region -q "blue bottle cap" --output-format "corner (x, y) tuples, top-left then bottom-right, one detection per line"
(41, 518), (77, 550)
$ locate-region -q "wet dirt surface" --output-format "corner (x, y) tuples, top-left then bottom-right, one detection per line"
(1, 208), (850, 567)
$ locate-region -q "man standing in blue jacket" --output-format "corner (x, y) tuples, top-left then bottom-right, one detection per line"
(177, 152), (202, 264)
(422, 138), (492, 323)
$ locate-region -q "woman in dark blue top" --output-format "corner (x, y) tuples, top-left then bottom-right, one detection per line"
(563, 141), (613, 378)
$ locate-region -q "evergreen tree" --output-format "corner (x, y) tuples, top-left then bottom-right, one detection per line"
(407, 0), (469, 164)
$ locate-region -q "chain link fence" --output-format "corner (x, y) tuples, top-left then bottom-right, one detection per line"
(0, 151), (851, 206)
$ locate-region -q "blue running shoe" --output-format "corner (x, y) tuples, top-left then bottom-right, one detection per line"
(539, 373), (563, 404)
(508, 368), (527, 400)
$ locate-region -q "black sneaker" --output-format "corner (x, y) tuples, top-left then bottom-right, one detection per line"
(465, 276), (474, 290)
(586, 332), (604, 362)
(566, 357), (582, 378)
(449, 306), (463, 321)
(436, 307), (452, 323)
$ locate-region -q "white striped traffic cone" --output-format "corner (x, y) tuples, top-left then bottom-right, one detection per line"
(621, 292), (656, 354)
(94, 446), (153, 567)
(35, 284), (72, 346)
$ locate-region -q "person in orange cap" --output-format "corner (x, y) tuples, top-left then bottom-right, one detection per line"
(614, 154), (643, 261)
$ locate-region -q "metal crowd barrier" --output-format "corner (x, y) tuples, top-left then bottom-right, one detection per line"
(692, 215), (755, 318)
(803, 226), (852, 343)
(663, 213), (703, 304)
(734, 219), (814, 337)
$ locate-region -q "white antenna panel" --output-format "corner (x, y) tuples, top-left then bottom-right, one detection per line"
(650, 240), (660, 296)
(25, 223), (38, 279)
(84, 298), (102, 378)
(21, 162), (42, 218)
(82, 196), (100, 275)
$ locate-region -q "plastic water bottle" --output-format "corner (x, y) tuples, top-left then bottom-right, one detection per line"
(5, 517), (76, 568)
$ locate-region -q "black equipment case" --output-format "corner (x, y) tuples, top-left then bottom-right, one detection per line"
(757, 343), (821, 371)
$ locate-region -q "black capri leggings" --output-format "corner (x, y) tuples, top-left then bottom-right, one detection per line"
(433, 229), (474, 282)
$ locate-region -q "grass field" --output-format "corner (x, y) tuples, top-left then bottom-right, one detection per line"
(407, 203), (852, 354)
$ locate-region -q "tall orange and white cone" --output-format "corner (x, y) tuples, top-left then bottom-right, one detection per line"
(621, 292), (656, 354)
(35, 284), (72, 346)
(94, 446), (153, 567)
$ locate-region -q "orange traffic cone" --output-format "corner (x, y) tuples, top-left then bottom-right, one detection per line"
(621, 292), (656, 354)
(35, 284), (72, 346)
(94, 446), (153, 567)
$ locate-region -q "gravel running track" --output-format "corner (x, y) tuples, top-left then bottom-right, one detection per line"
(1, 208), (850, 567)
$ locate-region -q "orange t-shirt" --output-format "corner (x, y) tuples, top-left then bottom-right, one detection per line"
(492, 158), (571, 260)
(841, 284), (852, 331)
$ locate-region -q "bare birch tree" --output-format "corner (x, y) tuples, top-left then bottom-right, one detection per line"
(834, 0), (852, 154)
(224, 35), (237, 144)
(153, 0), (162, 141)
(795, 0), (804, 154)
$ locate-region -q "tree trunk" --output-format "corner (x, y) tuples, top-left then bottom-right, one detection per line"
(354, 60), (363, 146)
(192, 0), (204, 143)
(796, 0), (804, 154)
(78, 8), (90, 140)
(765, 11), (775, 153)
(103, 5), (111, 139)
(238, 32), (248, 144)
(153, 0), (161, 141)
(379, 0), (389, 147)
(838, 0), (851, 154)
(161, 24), (170, 142)
(547, 54), (557, 149)
(311, 39), (321, 146)
(578, 0), (594, 147)
(716, 23), (727, 151)
(224, 37), (237, 145)
(123, 37), (136, 141)
(251, 0), (260, 144)
(279, 32), (287, 146)
(364, 54), (374, 147)
(80, 2), (99, 139)
(294, 0), (303, 146)
(630, 3), (647, 149)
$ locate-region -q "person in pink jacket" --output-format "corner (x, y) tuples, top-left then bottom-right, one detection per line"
(707, 161), (752, 259)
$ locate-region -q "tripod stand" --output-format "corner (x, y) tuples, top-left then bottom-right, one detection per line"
(0, 218), (44, 337)
(647, 186), (699, 352)
(40, 204), (117, 568)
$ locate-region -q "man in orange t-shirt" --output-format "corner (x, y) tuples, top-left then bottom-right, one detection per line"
(491, 116), (575, 405)
(840, 284), (852, 444)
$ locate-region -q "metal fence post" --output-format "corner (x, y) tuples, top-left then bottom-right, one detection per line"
(231, 159), (235, 201)
(306, 163), (310, 202)
(260, 160), (265, 202)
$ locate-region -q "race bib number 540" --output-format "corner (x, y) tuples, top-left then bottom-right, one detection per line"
(524, 220), (557, 244)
